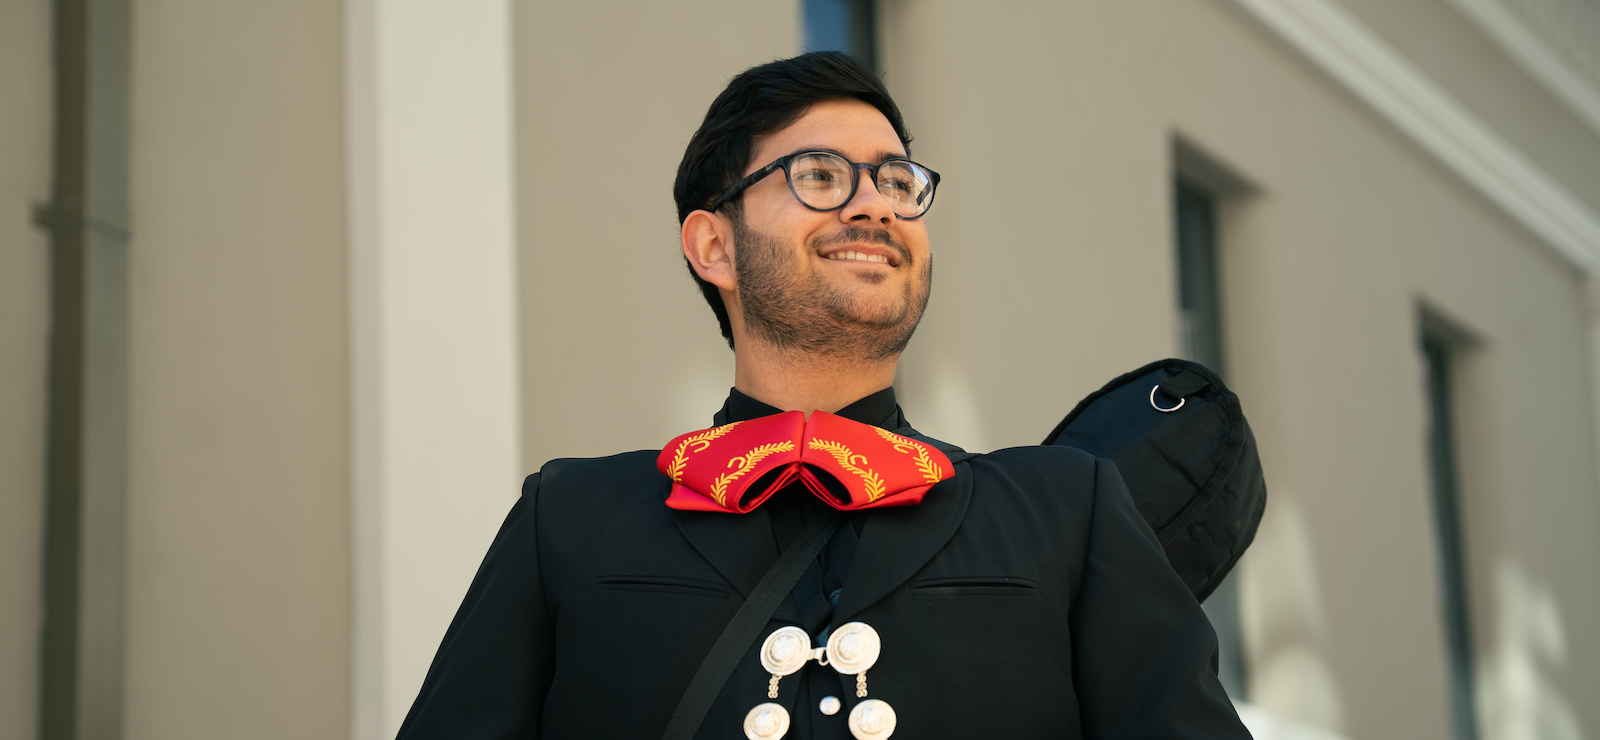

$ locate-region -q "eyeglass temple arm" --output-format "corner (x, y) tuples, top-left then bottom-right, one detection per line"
(707, 160), (787, 213)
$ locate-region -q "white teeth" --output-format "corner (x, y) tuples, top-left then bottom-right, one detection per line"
(827, 250), (889, 264)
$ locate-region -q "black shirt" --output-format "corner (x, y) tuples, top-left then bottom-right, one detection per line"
(712, 387), (906, 736)
(711, 387), (906, 635)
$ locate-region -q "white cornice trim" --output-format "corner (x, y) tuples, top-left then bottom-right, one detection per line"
(1445, 0), (1600, 141)
(1229, 0), (1600, 275)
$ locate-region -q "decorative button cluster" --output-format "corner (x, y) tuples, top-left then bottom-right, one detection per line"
(743, 622), (896, 740)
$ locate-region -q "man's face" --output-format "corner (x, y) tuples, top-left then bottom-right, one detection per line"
(728, 98), (932, 362)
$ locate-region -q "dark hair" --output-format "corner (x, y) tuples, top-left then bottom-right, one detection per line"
(674, 51), (912, 349)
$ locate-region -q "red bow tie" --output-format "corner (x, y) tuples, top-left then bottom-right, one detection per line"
(658, 411), (955, 514)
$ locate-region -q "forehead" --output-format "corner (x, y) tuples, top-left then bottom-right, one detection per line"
(748, 98), (906, 173)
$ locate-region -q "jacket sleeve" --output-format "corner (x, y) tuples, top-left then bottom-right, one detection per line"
(1070, 458), (1252, 739)
(396, 473), (554, 739)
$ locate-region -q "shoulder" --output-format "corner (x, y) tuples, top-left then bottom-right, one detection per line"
(962, 444), (1107, 514)
(970, 443), (1101, 482)
(535, 449), (662, 490)
(526, 450), (668, 517)
(532, 449), (667, 502)
(520, 450), (682, 556)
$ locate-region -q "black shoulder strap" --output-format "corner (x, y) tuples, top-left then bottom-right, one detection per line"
(661, 509), (846, 740)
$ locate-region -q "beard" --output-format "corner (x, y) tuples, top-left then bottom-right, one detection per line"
(731, 214), (932, 363)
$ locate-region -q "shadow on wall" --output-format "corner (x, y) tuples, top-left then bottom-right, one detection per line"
(1241, 495), (1347, 734)
(1241, 503), (1586, 740)
(1478, 560), (1582, 740)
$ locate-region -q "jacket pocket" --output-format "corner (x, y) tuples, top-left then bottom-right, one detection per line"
(595, 574), (733, 598)
(909, 576), (1040, 596)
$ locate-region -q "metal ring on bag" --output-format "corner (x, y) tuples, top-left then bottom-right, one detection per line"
(1150, 385), (1185, 413)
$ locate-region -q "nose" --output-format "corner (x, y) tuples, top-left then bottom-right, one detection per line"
(838, 164), (894, 226)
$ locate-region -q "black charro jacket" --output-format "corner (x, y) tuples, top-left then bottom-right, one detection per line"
(396, 416), (1249, 739)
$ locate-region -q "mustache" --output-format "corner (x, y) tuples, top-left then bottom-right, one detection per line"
(809, 227), (911, 264)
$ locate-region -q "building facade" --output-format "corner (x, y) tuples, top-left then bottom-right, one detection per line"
(2, 1), (1597, 739)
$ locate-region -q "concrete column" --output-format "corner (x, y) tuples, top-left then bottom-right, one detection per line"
(344, 1), (522, 737)
(40, 1), (132, 737)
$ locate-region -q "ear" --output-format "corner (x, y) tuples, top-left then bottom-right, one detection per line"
(681, 209), (737, 293)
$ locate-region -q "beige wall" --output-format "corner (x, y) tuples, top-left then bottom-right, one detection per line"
(515, 0), (799, 467)
(124, 1), (350, 738)
(881, 1), (1600, 739)
(3, 1), (1596, 738)
(0, 1), (52, 737)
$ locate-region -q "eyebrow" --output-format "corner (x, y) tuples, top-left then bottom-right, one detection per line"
(786, 146), (910, 163)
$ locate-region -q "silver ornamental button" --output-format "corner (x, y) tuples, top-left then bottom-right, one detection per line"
(744, 702), (791, 740)
(848, 698), (896, 740)
(819, 695), (842, 715)
(825, 622), (880, 675)
(760, 626), (812, 676)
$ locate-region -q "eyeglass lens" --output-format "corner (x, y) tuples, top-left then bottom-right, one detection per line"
(789, 152), (935, 218)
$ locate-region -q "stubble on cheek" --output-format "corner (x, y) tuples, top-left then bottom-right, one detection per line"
(731, 216), (931, 362)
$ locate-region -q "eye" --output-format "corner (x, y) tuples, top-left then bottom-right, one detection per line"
(794, 167), (837, 184)
(877, 162), (925, 198)
(879, 175), (914, 193)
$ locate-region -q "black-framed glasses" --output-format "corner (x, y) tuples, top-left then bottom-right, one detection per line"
(708, 150), (941, 220)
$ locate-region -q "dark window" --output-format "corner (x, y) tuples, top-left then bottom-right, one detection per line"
(1421, 330), (1479, 740)
(803, 0), (877, 72)
(1174, 178), (1248, 699)
(1175, 181), (1224, 372)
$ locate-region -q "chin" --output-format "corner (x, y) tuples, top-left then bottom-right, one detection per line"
(835, 273), (929, 327)
(836, 295), (915, 330)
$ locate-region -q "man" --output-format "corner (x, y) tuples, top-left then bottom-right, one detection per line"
(398, 52), (1248, 739)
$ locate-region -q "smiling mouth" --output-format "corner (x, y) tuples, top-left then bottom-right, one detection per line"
(824, 250), (894, 265)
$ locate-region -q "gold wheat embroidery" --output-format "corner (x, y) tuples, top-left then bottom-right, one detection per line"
(874, 428), (944, 484)
(666, 421), (742, 482)
(808, 439), (887, 502)
(709, 441), (796, 506)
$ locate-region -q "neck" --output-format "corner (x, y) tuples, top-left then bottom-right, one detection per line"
(732, 338), (898, 417)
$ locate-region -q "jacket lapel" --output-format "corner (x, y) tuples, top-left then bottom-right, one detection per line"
(832, 460), (974, 625)
(669, 505), (780, 600)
